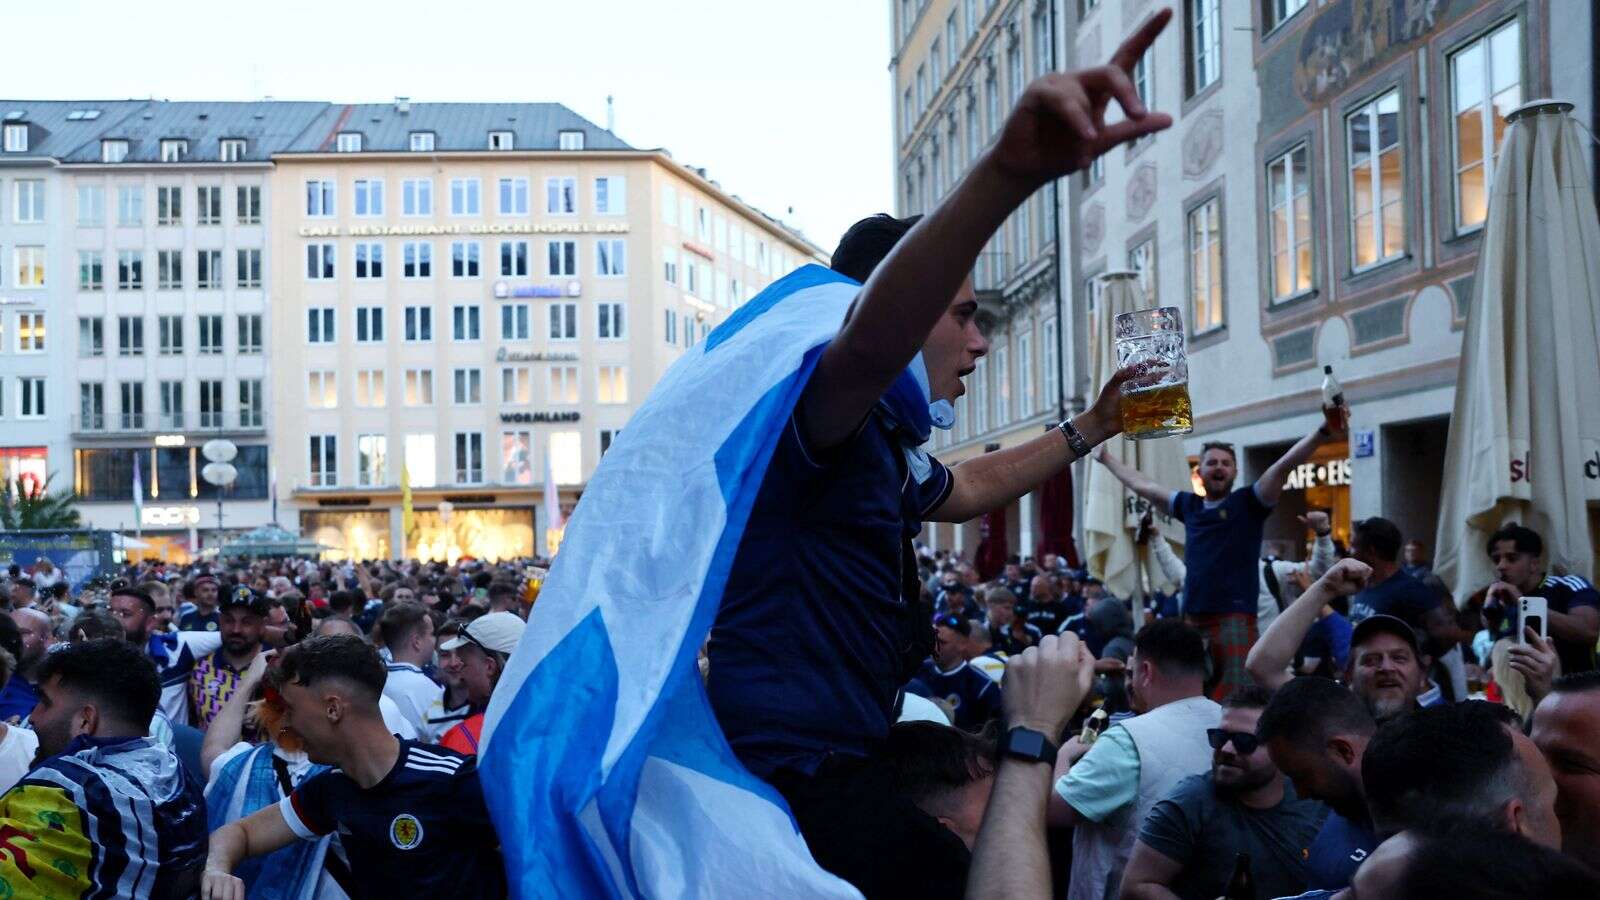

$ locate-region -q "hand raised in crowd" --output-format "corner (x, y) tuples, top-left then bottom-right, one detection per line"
(1314, 558), (1372, 597)
(1298, 509), (1333, 536)
(1507, 628), (1561, 704)
(1287, 567), (1315, 595)
(988, 8), (1173, 187)
(1001, 633), (1095, 740)
(1135, 508), (1156, 546)
(1486, 580), (1523, 613)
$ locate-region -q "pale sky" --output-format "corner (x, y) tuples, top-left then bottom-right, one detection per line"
(1, 0), (894, 252)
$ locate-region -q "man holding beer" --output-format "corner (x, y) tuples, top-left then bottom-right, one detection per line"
(1095, 417), (1347, 698)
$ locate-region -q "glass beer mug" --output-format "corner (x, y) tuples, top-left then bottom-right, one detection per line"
(1115, 306), (1193, 440)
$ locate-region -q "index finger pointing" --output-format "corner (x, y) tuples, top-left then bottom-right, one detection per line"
(1110, 7), (1173, 72)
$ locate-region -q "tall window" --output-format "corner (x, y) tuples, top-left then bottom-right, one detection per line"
(158, 316), (183, 355)
(450, 241), (481, 278)
(1188, 198), (1223, 332)
(1264, 0), (1308, 33)
(18, 378), (44, 418)
(1450, 19), (1521, 233)
(156, 186), (183, 225)
(1347, 90), (1405, 269)
(13, 247), (44, 288)
(79, 317), (104, 357)
(1042, 319), (1059, 411)
(355, 306), (384, 342)
(500, 240), (529, 277)
(159, 381), (183, 429)
(307, 307), (335, 344)
(117, 316), (143, 356)
(548, 303), (577, 341)
(196, 185), (222, 225)
(116, 185), (143, 226)
(664, 308), (678, 345)
(498, 178), (529, 216)
(197, 315), (223, 355)
(548, 366), (579, 404)
(157, 250), (183, 290)
(309, 435), (338, 487)
(449, 179), (480, 216)
(597, 302), (625, 340)
(77, 250), (103, 292)
(547, 241), (577, 277)
(237, 314), (262, 354)
(403, 242), (432, 278)
(452, 305), (481, 341)
(452, 368), (483, 405)
(1267, 144), (1313, 301)
(405, 434), (437, 487)
(1129, 239), (1157, 307)
(500, 367), (532, 404)
(994, 345), (1011, 423)
(196, 249), (222, 289)
(305, 180), (335, 217)
(356, 370), (385, 407)
(220, 139), (247, 162)
(453, 432), (484, 484)
(594, 177), (625, 215)
(118, 250), (142, 289)
(306, 243), (335, 280)
(13, 180), (43, 223)
(16, 313), (43, 352)
(357, 435), (387, 486)
(546, 178), (577, 215)
(404, 306), (433, 342)
(503, 431), (534, 483)
(80, 383), (105, 429)
(236, 185), (261, 224)
(597, 366), (628, 405)
(307, 371), (337, 409)
(354, 179), (384, 217)
(1016, 331), (1034, 414)
(77, 184), (104, 226)
(404, 369), (434, 406)
(1187, 0), (1220, 96)
(239, 380), (263, 427)
(3, 123), (27, 152)
(237, 249), (262, 288)
(597, 240), (626, 277)
(500, 303), (530, 340)
(984, 70), (1000, 139)
(198, 380), (223, 428)
(120, 382), (144, 429)
(549, 431), (582, 484)
(402, 178), (432, 216)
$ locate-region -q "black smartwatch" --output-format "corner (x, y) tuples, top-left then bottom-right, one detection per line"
(1000, 727), (1059, 768)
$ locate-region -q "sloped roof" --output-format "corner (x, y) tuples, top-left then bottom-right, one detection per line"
(55, 101), (331, 163)
(0, 100), (149, 160)
(283, 102), (632, 154)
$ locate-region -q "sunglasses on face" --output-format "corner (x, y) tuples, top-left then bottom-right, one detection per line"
(1207, 728), (1260, 755)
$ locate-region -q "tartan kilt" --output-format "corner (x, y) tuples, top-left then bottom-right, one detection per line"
(1186, 611), (1258, 701)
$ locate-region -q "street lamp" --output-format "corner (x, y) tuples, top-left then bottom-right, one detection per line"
(201, 439), (238, 553)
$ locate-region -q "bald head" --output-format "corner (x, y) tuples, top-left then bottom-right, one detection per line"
(313, 617), (363, 639)
(11, 607), (53, 671)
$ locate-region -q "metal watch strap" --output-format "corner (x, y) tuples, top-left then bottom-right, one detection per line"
(1058, 416), (1092, 458)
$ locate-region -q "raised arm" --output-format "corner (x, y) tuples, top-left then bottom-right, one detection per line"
(1255, 420), (1344, 508)
(1093, 446), (1176, 516)
(200, 650), (271, 780)
(202, 804), (299, 900)
(1247, 559), (1372, 691)
(803, 13), (1174, 451)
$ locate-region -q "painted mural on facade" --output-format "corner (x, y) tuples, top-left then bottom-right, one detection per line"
(1295, 0), (1457, 103)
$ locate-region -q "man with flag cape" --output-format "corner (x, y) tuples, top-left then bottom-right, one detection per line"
(480, 11), (1175, 898)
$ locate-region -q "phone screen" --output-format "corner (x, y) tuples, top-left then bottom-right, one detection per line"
(1524, 615), (1544, 639)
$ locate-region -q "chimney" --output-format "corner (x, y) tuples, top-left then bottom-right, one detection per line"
(606, 95), (615, 133)
(395, 96), (411, 115)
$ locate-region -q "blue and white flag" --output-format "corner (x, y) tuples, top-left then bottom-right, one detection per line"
(481, 265), (870, 899)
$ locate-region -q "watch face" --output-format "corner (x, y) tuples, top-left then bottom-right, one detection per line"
(1006, 728), (1050, 760)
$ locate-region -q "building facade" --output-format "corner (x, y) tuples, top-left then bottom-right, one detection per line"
(268, 101), (820, 562)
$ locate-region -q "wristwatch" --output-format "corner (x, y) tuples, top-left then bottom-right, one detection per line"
(1000, 727), (1059, 768)
(1057, 417), (1092, 459)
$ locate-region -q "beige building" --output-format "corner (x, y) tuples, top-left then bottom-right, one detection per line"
(268, 102), (821, 561)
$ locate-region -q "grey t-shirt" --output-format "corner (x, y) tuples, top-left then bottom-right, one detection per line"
(1137, 772), (1327, 900)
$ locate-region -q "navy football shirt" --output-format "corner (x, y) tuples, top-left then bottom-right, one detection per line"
(280, 740), (505, 899)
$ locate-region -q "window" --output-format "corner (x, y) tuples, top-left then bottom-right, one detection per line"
(3, 123), (26, 152)
(1267, 144), (1313, 300)
(79, 317), (103, 357)
(449, 178), (480, 216)
(402, 178), (433, 216)
(597, 239), (626, 277)
(502, 430), (534, 483)
(454, 432), (484, 484)
(355, 242), (384, 279)
(355, 369), (386, 407)
(664, 308), (677, 345)
(984, 70), (1000, 139)
(499, 240), (529, 277)
(76, 184), (104, 226)
(236, 185), (261, 224)
(156, 186), (182, 225)
(404, 369), (434, 406)
(402, 241), (432, 278)
(308, 435), (337, 487)
(198, 380), (223, 427)
(489, 130), (513, 150)
(1132, 49), (1154, 145)
(13, 180), (43, 223)
(405, 434), (437, 487)
(1264, 0), (1308, 33)
(117, 315), (143, 356)
(101, 140), (128, 163)
(7, 247), (41, 288)
(357, 435), (387, 486)
(1042, 318), (1059, 409)
(197, 185), (222, 225)
(558, 130), (584, 151)
(597, 302), (625, 340)
(916, 65), (928, 119)
(1450, 19), (1521, 233)
(336, 132), (362, 153)
(15, 377), (43, 418)
(500, 366), (532, 403)
(77, 383), (102, 429)
(17, 313), (44, 352)
(120, 382), (144, 429)
(498, 178), (529, 216)
(662, 184), (677, 224)
(197, 249), (222, 289)
(307, 371), (337, 408)
(452, 368), (483, 404)
(546, 178), (577, 215)
(307, 307), (336, 344)
(237, 248), (262, 288)
(354, 178), (384, 216)
(548, 303), (577, 341)
(663, 247), (679, 284)
(1017, 330), (1035, 414)
(355, 306), (385, 342)
(549, 431), (582, 484)
(1187, 197), (1224, 332)
(239, 380), (263, 427)
(159, 381), (183, 429)
(404, 306), (432, 341)
(594, 176), (625, 214)
(902, 88), (915, 138)
(548, 366), (579, 404)
(696, 207), (710, 243)
(219, 139), (247, 162)
(158, 315), (183, 355)
(198, 315), (223, 355)
(596, 366), (628, 405)
(600, 429), (619, 457)
(451, 304), (481, 341)
(500, 303), (530, 340)
(1187, 0), (1220, 96)
(451, 241), (481, 278)
(993, 344), (1011, 422)
(1347, 89), (1405, 269)
(305, 180), (335, 216)
(237, 314), (262, 354)
(158, 250), (183, 290)
(306, 243), (335, 279)
(117, 250), (142, 289)
(117, 186), (143, 226)
(547, 240), (577, 277)
(410, 131), (435, 152)
(1129, 239), (1157, 307)
(931, 39), (944, 90)
(78, 250), (103, 291)
(686, 262), (701, 296)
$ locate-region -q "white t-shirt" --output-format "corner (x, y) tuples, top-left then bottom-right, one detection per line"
(382, 663), (444, 737)
(0, 724), (37, 793)
(378, 694), (418, 740)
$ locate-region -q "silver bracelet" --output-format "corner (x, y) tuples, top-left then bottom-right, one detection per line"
(1057, 417), (1092, 459)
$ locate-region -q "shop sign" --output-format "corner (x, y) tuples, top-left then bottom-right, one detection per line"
(141, 505), (201, 527)
(493, 281), (576, 300)
(500, 412), (581, 424)
(443, 494), (496, 505)
(495, 348), (579, 363)
(298, 223), (629, 238)
(1283, 459), (1352, 491)
(154, 434), (186, 447)
(316, 498), (371, 507)
(1353, 430), (1375, 458)
(0, 296), (39, 306)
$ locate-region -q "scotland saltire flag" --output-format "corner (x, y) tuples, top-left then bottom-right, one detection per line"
(481, 265), (865, 899)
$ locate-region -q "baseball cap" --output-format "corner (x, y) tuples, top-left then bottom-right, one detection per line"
(220, 585), (271, 617)
(439, 610), (525, 654)
(1351, 614), (1422, 655)
(934, 614), (973, 636)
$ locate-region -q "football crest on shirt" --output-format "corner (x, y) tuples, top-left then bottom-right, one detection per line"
(389, 814), (424, 850)
(206, 621), (218, 631)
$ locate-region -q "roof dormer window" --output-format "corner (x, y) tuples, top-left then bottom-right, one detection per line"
(219, 139), (247, 162)
(336, 132), (362, 153)
(409, 131), (435, 152)
(101, 139), (129, 163)
(2, 123), (26, 152)
(558, 130), (585, 151)
(489, 131), (514, 150)
(160, 139), (189, 162)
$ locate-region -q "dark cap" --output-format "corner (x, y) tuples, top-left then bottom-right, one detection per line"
(935, 614), (973, 636)
(220, 585), (270, 617)
(1351, 614), (1422, 655)
(109, 583), (155, 611)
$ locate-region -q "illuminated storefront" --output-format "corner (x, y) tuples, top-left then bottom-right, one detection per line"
(298, 499), (538, 563)
(302, 510), (393, 562)
(0, 447), (48, 495)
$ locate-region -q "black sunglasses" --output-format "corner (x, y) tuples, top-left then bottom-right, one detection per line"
(1206, 728), (1260, 755)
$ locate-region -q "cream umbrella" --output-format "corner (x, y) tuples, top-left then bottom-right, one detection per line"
(1081, 271), (1195, 617)
(1435, 99), (1600, 604)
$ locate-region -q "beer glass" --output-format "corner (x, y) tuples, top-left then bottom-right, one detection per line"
(1115, 306), (1193, 440)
